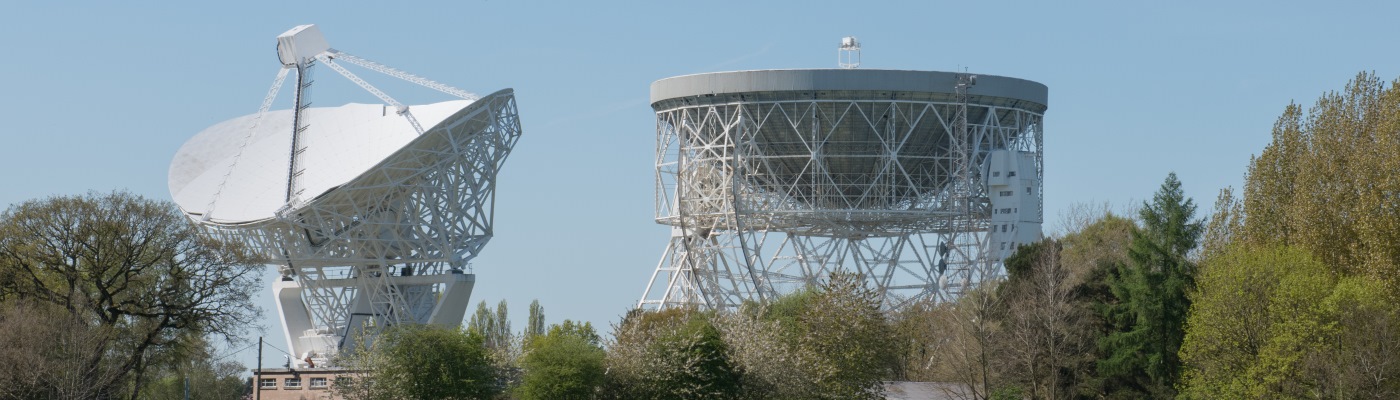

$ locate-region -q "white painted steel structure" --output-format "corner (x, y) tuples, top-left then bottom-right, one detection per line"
(639, 69), (1046, 310)
(839, 37), (861, 69)
(168, 25), (522, 367)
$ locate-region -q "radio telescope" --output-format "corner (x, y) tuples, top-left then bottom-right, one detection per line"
(639, 69), (1046, 310)
(168, 25), (522, 367)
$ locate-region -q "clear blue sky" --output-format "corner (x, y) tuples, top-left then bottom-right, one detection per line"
(3, 1), (1398, 373)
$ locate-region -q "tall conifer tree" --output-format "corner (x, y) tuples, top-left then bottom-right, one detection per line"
(1099, 173), (1202, 398)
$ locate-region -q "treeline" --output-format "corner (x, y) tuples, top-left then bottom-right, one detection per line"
(333, 273), (898, 400)
(910, 72), (1400, 399)
(891, 173), (1201, 399)
(1177, 72), (1400, 398)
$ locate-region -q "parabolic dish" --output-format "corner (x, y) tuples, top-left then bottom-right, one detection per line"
(169, 100), (473, 223)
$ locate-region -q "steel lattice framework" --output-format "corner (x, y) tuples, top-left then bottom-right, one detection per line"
(199, 89), (520, 336)
(170, 25), (522, 367)
(639, 69), (1047, 310)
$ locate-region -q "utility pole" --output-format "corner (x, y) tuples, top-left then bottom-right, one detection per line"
(256, 336), (263, 400)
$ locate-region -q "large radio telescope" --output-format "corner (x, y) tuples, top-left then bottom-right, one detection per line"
(639, 69), (1047, 310)
(168, 25), (522, 367)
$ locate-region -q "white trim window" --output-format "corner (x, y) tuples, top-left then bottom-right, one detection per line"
(284, 377), (302, 389)
(310, 377), (329, 389)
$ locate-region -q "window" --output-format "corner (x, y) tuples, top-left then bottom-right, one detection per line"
(1008, 171), (1016, 177)
(284, 378), (302, 389)
(999, 190), (1013, 197)
(310, 377), (329, 389)
(1026, 186), (1032, 195)
(992, 171), (1001, 177)
(259, 378), (277, 389)
(1001, 224), (1007, 233)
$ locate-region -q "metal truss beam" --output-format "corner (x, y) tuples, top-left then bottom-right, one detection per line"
(640, 86), (1043, 311)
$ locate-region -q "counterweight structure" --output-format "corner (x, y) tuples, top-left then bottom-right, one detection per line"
(169, 25), (522, 367)
(639, 69), (1046, 310)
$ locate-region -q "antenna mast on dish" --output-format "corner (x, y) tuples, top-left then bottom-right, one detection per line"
(203, 24), (482, 218)
(839, 36), (861, 69)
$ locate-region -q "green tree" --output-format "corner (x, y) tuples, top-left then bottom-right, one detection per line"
(1180, 244), (1400, 399)
(526, 299), (546, 342)
(0, 192), (263, 399)
(603, 307), (741, 399)
(1241, 72), (1400, 287)
(717, 273), (897, 400)
(468, 299), (520, 390)
(1199, 187), (1244, 261)
(1098, 173), (1202, 398)
(517, 320), (605, 400)
(1314, 275), (1400, 398)
(1055, 211), (1137, 397)
(1172, 72), (1400, 398)
(796, 272), (898, 399)
(468, 299), (514, 355)
(334, 325), (499, 400)
(1179, 245), (1322, 398)
(140, 337), (248, 400)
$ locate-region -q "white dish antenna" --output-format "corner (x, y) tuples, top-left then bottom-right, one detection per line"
(168, 24), (522, 368)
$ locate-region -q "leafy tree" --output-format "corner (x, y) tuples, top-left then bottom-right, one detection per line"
(718, 273), (898, 399)
(1180, 244), (1400, 399)
(0, 192), (262, 399)
(795, 272), (898, 399)
(715, 301), (812, 398)
(468, 299), (515, 356)
(1199, 187), (1244, 261)
(603, 308), (741, 399)
(526, 299), (546, 342)
(1179, 245), (1320, 398)
(517, 320), (605, 400)
(1313, 275), (1400, 398)
(1098, 173), (1202, 398)
(334, 325), (499, 400)
(468, 299), (519, 389)
(1241, 72), (1400, 287)
(1055, 211), (1137, 397)
(141, 337), (248, 400)
(1169, 72), (1400, 399)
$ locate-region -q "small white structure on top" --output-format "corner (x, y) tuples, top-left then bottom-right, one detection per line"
(169, 24), (522, 367)
(839, 36), (861, 69)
